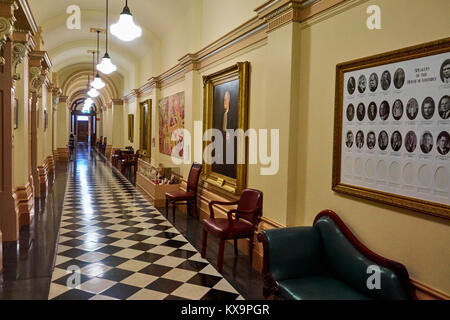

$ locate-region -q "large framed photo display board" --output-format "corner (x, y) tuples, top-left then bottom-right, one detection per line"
(333, 38), (450, 220)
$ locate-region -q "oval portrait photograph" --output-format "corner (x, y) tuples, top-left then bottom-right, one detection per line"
(358, 75), (367, 93)
(394, 68), (405, 89)
(347, 76), (356, 94)
(437, 131), (450, 156)
(391, 131), (402, 152)
(381, 70), (391, 90)
(439, 95), (450, 120)
(367, 131), (376, 150)
(346, 131), (354, 148)
(369, 73), (378, 92)
(356, 130), (365, 149)
(405, 131), (417, 153)
(378, 131), (389, 151)
(379, 101), (390, 121)
(392, 99), (404, 120)
(406, 98), (419, 120)
(441, 59), (450, 84)
(368, 102), (377, 121)
(357, 103), (366, 121)
(346, 103), (355, 121)
(420, 131), (434, 154)
(421, 97), (435, 120)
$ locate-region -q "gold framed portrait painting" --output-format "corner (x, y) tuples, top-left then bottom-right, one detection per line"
(139, 99), (152, 161)
(128, 114), (134, 143)
(333, 37), (450, 220)
(203, 62), (250, 196)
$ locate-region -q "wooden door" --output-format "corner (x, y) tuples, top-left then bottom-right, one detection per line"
(77, 121), (89, 142)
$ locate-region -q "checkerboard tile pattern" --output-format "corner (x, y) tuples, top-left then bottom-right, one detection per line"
(49, 152), (243, 300)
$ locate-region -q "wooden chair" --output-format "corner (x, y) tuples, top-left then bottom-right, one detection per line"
(201, 189), (263, 273)
(165, 163), (203, 223)
(120, 149), (140, 176)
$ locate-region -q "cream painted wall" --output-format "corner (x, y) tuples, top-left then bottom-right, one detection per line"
(296, 0), (450, 294)
(13, 55), (30, 188)
(200, 0), (265, 47)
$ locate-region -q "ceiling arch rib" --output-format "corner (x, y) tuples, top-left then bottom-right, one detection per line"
(61, 69), (119, 98)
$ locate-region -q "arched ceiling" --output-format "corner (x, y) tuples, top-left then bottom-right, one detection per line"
(28, 0), (195, 101)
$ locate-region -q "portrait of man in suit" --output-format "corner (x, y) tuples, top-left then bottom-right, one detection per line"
(368, 102), (377, 121)
(358, 75), (367, 94)
(378, 131), (388, 151)
(422, 97), (435, 120)
(405, 131), (417, 153)
(406, 98), (419, 120)
(357, 103), (366, 121)
(212, 81), (239, 179)
(347, 77), (356, 95)
(420, 131), (434, 154)
(379, 101), (390, 121)
(356, 131), (364, 149)
(391, 131), (402, 152)
(394, 68), (405, 89)
(439, 95), (450, 120)
(346, 131), (354, 148)
(381, 70), (391, 90)
(437, 132), (450, 156)
(441, 59), (450, 84)
(367, 131), (376, 150)
(392, 99), (404, 120)
(347, 104), (355, 121)
(369, 73), (378, 92)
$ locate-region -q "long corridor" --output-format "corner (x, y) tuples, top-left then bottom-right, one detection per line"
(48, 144), (242, 300)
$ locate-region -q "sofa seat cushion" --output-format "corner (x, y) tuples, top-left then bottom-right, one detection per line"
(277, 276), (370, 300)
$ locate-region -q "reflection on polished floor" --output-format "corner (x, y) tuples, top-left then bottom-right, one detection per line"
(47, 143), (243, 300)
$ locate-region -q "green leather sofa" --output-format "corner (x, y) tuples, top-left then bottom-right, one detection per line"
(258, 210), (415, 300)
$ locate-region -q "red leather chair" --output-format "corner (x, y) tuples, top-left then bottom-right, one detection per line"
(201, 189), (263, 273)
(165, 163), (203, 223)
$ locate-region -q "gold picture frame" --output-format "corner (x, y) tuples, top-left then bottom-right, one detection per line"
(139, 99), (152, 161)
(333, 38), (450, 220)
(128, 114), (134, 143)
(203, 61), (250, 196)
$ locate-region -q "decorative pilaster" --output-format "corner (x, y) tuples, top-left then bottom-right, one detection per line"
(0, 0), (18, 242)
(13, 183), (34, 228)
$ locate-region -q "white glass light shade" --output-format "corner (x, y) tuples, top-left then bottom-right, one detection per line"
(88, 87), (99, 98)
(91, 74), (105, 90)
(85, 98), (93, 106)
(111, 13), (142, 42)
(97, 54), (117, 75)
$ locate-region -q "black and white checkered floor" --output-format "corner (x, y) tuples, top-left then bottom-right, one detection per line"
(48, 146), (242, 300)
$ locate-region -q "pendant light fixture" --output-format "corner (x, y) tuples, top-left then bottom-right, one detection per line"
(91, 31), (106, 90)
(111, 0), (142, 42)
(86, 72), (99, 98)
(97, 0), (117, 75)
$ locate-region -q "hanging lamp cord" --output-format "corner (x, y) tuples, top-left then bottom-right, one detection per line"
(105, 0), (109, 54)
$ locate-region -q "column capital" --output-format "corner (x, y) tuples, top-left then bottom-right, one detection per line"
(0, 1), (17, 65)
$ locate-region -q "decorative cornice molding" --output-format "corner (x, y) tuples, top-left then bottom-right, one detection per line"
(123, 0), (343, 98)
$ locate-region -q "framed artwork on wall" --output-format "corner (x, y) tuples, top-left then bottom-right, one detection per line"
(158, 92), (185, 158)
(139, 99), (152, 161)
(128, 114), (134, 143)
(333, 37), (450, 220)
(14, 98), (18, 130)
(203, 61), (250, 195)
